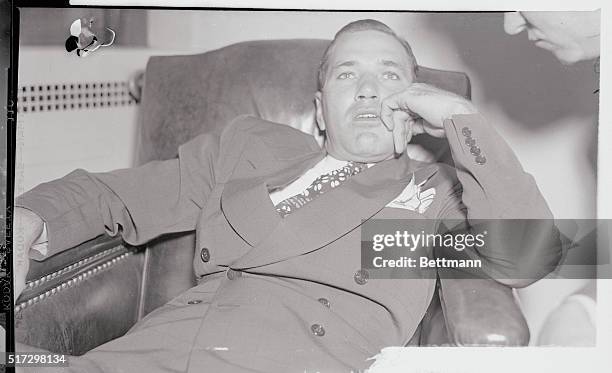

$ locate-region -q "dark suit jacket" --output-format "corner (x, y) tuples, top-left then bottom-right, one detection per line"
(16, 114), (561, 372)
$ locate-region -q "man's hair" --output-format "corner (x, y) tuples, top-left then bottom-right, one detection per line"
(65, 36), (79, 52)
(317, 19), (418, 90)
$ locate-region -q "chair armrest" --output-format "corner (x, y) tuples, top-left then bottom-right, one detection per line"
(15, 235), (146, 355)
(438, 278), (530, 346)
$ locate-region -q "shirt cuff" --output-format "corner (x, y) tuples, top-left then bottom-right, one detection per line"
(30, 222), (49, 257)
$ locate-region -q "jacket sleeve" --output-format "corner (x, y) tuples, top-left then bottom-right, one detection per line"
(434, 113), (563, 287)
(15, 132), (222, 260)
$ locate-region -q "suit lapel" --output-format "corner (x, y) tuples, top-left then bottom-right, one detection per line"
(234, 153), (440, 269)
(220, 150), (325, 247)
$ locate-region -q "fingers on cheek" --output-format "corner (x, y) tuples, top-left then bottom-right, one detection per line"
(392, 111), (407, 127)
(391, 128), (399, 153)
(396, 125), (407, 153)
(408, 85), (430, 96)
(406, 123), (413, 143)
(380, 107), (395, 130)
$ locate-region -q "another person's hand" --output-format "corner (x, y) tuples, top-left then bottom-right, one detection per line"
(12, 207), (44, 304)
(380, 83), (478, 155)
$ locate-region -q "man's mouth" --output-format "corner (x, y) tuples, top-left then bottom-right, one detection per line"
(354, 110), (380, 121)
(356, 113), (378, 119)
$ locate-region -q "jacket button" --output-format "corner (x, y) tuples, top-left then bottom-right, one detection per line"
(200, 248), (211, 262)
(475, 155), (487, 165)
(461, 127), (472, 137)
(226, 269), (242, 280)
(318, 298), (331, 308)
(187, 299), (202, 305)
(464, 137), (476, 147)
(311, 324), (326, 337)
(354, 269), (369, 285)
(469, 146), (481, 156)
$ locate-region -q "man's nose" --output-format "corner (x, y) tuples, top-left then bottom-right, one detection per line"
(355, 77), (379, 101)
(503, 12), (527, 35)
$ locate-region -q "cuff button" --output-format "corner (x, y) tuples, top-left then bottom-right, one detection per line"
(475, 155), (487, 165)
(470, 146), (481, 156)
(461, 127), (472, 137)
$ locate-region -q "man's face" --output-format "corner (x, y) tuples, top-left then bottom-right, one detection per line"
(503, 11), (600, 64)
(315, 30), (415, 163)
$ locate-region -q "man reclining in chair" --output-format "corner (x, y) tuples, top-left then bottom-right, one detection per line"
(13, 19), (561, 372)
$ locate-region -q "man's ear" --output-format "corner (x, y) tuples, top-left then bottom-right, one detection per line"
(314, 91), (326, 131)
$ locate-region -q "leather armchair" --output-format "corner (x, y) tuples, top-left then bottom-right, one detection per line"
(15, 39), (529, 355)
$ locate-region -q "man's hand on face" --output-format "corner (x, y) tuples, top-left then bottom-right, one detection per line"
(12, 207), (44, 305)
(380, 83), (478, 155)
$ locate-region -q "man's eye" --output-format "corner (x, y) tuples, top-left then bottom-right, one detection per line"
(383, 72), (400, 80)
(338, 72), (356, 80)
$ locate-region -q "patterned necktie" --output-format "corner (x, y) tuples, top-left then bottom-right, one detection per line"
(275, 161), (366, 217)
